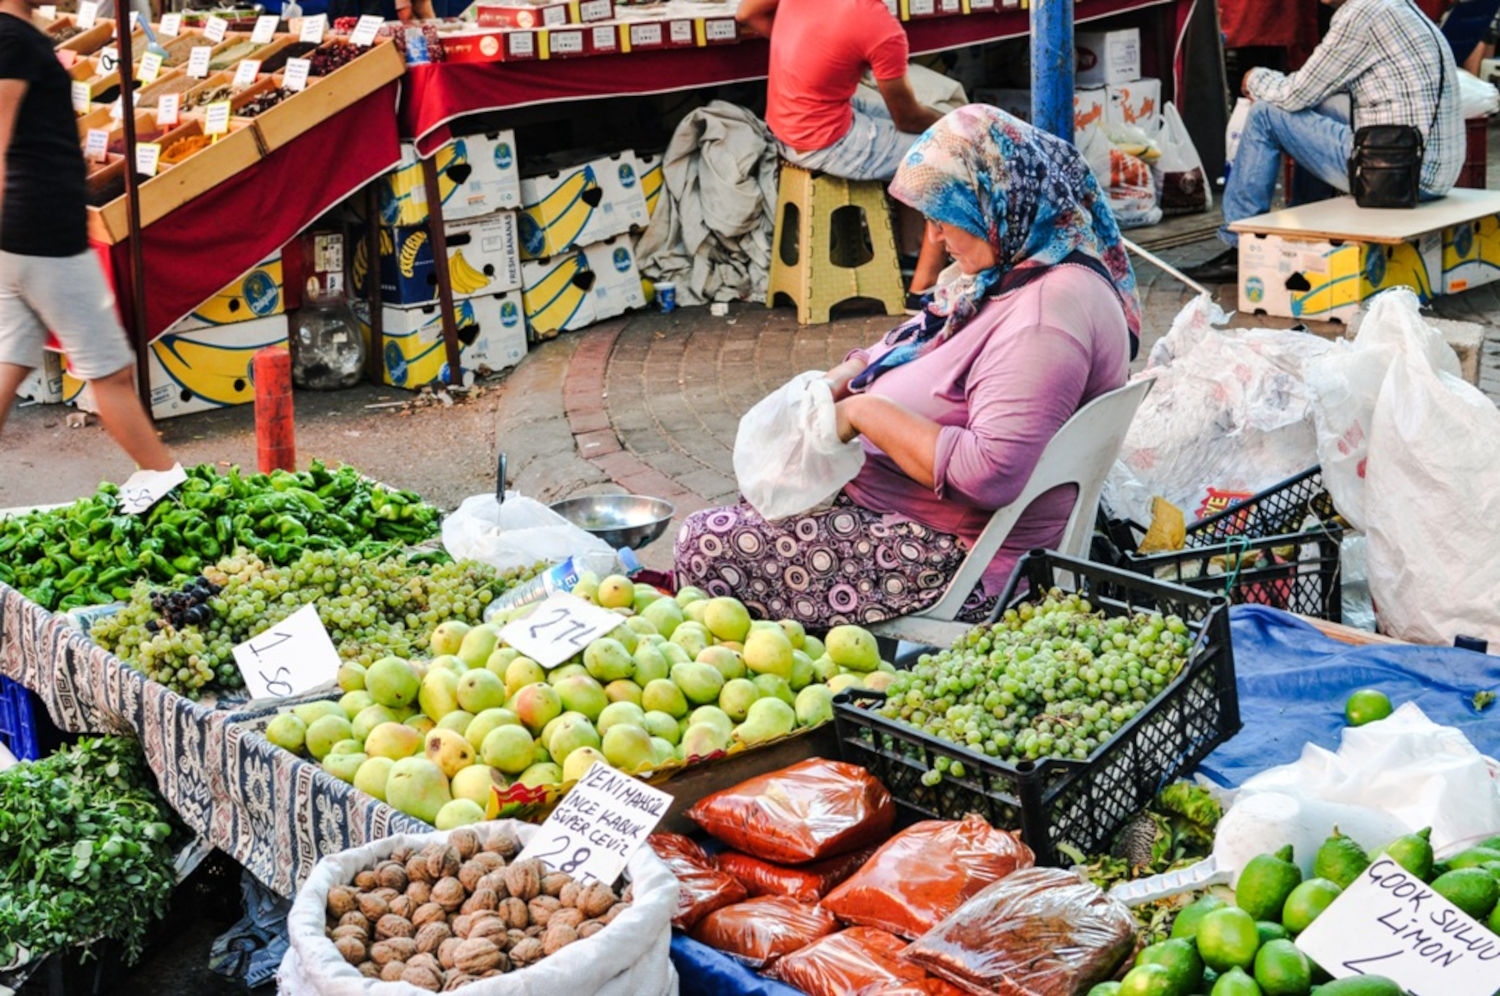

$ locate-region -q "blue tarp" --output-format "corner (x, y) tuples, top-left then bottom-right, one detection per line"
(672, 935), (806, 996)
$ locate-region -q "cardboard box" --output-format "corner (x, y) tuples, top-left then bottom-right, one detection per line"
(354, 290), (527, 389)
(540, 23), (618, 58)
(438, 29), (539, 62)
(617, 17), (694, 51)
(377, 132), (522, 227)
(520, 250), (596, 340)
(1076, 28), (1140, 86)
(251, 38), (405, 153)
(693, 15), (738, 45)
(73, 314), (289, 419)
(518, 152), (649, 259)
(376, 211), (523, 305)
(175, 253), (284, 331)
(1440, 213), (1500, 293)
(16, 351), (64, 405)
(972, 85), (1108, 145)
(581, 235), (646, 321)
(635, 150), (663, 219)
(1106, 77), (1162, 134)
(475, 0), (612, 28)
(1238, 231), (1443, 323)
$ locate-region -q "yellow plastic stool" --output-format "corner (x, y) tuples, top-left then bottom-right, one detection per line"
(765, 162), (906, 325)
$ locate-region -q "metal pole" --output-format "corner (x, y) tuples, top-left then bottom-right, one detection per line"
(1030, 0), (1075, 143)
(114, 13), (152, 413)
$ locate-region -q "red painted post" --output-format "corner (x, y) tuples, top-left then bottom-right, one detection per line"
(254, 346), (295, 473)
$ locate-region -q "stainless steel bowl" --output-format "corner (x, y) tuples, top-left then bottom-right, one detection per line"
(549, 494), (676, 550)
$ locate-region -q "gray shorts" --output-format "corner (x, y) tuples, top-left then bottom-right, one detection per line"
(779, 91), (921, 182)
(0, 248), (135, 381)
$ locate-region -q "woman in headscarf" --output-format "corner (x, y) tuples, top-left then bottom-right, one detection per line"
(674, 105), (1141, 627)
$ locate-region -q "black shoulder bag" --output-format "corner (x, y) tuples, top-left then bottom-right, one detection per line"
(1347, 2), (1445, 208)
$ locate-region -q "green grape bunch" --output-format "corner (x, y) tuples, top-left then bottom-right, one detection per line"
(90, 549), (536, 700)
(877, 589), (1196, 776)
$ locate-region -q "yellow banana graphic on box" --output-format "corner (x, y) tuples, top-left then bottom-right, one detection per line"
(151, 331), (283, 407)
(523, 253), (590, 334)
(188, 261), (284, 326)
(380, 141), (469, 226)
(353, 229), (395, 294)
(448, 249), (491, 295)
(399, 230), (428, 280)
(521, 165), (600, 258)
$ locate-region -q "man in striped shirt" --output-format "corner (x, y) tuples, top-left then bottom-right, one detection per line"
(1187, 0), (1462, 283)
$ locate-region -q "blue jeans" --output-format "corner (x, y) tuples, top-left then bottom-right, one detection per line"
(1219, 100), (1352, 247)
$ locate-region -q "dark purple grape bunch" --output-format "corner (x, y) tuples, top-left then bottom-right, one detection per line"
(145, 575), (222, 632)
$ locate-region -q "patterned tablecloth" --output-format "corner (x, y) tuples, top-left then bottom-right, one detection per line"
(0, 581), (427, 899)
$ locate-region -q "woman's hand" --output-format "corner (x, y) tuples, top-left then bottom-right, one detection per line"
(834, 396), (861, 443)
(823, 356), (869, 403)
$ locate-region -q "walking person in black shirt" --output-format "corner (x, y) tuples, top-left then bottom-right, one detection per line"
(0, 0), (174, 469)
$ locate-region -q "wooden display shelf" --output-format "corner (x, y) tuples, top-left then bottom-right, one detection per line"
(250, 38), (404, 153)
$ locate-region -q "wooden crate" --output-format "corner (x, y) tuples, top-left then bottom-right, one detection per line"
(250, 38), (404, 153)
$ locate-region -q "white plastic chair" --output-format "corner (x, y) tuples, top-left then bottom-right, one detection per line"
(870, 377), (1154, 649)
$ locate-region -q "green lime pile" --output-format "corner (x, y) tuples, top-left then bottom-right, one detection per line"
(1091, 827), (1500, 996)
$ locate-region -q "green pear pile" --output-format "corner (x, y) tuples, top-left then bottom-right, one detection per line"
(263, 574), (890, 826)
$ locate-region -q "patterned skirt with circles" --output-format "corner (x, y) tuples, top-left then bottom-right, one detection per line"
(672, 494), (996, 630)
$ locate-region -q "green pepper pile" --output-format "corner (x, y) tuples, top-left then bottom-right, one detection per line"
(0, 461), (441, 612)
(0, 736), (180, 967)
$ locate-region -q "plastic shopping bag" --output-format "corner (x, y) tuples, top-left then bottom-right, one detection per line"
(1458, 68), (1500, 121)
(1224, 97), (1252, 165)
(1154, 102), (1212, 215)
(1081, 127), (1161, 230)
(441, 491), (617, 574)
(733, 371), (866, 521)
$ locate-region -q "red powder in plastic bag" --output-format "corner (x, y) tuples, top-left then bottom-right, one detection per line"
(685, 759), (895, 864)
(647, 832), (748, 929)
(901, 867), (1137, 996)
(690, 895), (840, 969)
(823, 814), (1035, 939)
(714, 846), (876, 904)
(772, 927), (930, 996)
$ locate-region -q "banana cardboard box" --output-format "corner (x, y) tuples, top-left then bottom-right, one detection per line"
(1238, 231), (1442, 323)
(518, 151), (650, 260)
(581, 235), (647, 321)
(377, 133), (522, 228)
(16, 349), (64, 404)
(173, 253), (284, 332)
(352, 290), (528, 390)
(634, 149), (663, 220)
(67, 314), (289, 420)
(372, 211), (523, 306)
(1441, 212), (1500, 294)
(520, 249), (596, 341)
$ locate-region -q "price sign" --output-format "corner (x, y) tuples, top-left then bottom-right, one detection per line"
(135, 141), (161, 177)
(350, 14), (382, 46)
(76, 1), (97, 29)
(1295, 858), (1500, 996)
(232, 604), (342, 700)
(299, 14), (326, 44)
(203, 16), (228, 43)
(204, 100), (232, 135)
(127, 10), (139, 31)
(70, 80), (90, 114)
(515, 762), (671, 886)
(109, 97), (123, 119)
(187, 45), (212, 77)
(507, 31), (534, 57)
(497, 591), (625, 669)
(138, 50), (163, 84)
(232, 59), (260, 87)
(156, 92), (180, 125)
(96, 45), (119, 74)
(251, 14), (279, 44)
(701, 17), (736, 42)
(84, 128), (109, 162)
(548, 28), (582, 55)
(158, 12), (181, 36)
(590, 24), (614, 51)
(117, 463), (187, 515)
(668, 20), (692, 44)
(282, 57), (311, 91)
(39, 4), (56, 18)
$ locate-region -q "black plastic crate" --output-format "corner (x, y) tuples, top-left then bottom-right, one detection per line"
(1181, 466), (1338, 545)
(1126, 527), (1343, 620)
(833, 552), (1238, 867)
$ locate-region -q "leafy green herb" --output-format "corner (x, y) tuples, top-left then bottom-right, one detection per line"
(1473, 690), (1495, 712)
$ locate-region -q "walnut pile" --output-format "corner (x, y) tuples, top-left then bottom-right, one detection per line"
(323, 826), (630, 991)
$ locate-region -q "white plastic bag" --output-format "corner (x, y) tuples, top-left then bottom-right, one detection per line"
(1210, 703), (1500, 883)
(1103, 295), (1332, 526)
(1224, 97), (1252, 165)
(278, 820), (679, 996)
(1363, 336), (1500, 646)
(1081, 127), (1161, 229)
(733, 371), (865, 521)
(442, 492), (617, 573)
(1153, 102), (1211, 215)
(1458, 68), (1500, 121)
(1304, 290), (1460, 530)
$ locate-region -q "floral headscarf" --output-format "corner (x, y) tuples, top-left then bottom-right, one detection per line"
(851, 105), (1142, 389)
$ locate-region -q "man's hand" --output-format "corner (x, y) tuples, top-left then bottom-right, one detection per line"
(1241, 71), (1253, 99)
(876, 75), (943, 134)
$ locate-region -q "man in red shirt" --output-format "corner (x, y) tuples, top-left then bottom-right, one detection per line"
(739, 0), (947, 295)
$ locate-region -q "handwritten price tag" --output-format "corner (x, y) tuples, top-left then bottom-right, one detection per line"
(127, 10), (139, 32)
(76, 1), (97, 29)
(232, 59), (260, 87)
(157, 92), (180, 125)
(70, 80), (90, 114)
(96, 45), (119, 74)
(251, 14), (279, 44)
(203, 16), (228, 43)
(84, 128), (109, 162)
(515, 763), (671, 886)
(187, 45), (212, 77)
(232, 604), (342, 700)
(350, 14), (382, 46)
(38, 4), (56, 19)
(1294, 858), (1500, 996)
(204, 100), (231, 135)
(282, 57), (311, 91)
(138, 50), (163, 84)
(135, 142), (161, 177)
(158, 12), (181, 36)
(497, 591), (624, 669)
(299, 14), (326, 44)
(117, 463), (187, 515)
(109, 97), (123, 120)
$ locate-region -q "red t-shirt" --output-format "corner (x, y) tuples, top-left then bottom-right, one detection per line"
(764, 0), (910, 152)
